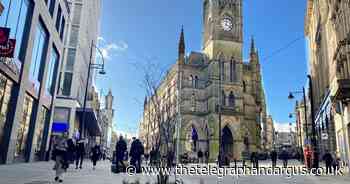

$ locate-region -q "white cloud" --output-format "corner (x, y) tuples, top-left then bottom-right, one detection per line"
(274, 122), (296, 133)
(98, 37), (128, 60)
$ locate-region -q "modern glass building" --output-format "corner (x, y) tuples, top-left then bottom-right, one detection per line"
(0, 0), (69, 164)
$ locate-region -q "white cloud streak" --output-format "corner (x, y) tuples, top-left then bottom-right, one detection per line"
(98, 37), (128, 60)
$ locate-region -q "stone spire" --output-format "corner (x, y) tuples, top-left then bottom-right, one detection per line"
(250, 36), (256, 54)
(144, 96), (148, 108)
(178, 26), (185, 64)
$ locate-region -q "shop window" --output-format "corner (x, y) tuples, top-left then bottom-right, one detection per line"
(0, 74), (13, 148)
(14, 94), (34, 160)
(34, 107), (48, 161)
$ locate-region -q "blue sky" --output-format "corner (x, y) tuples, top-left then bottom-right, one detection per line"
(96, 0), (309, 135)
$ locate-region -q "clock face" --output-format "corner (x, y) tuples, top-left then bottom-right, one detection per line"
(221, 18), (233, 32)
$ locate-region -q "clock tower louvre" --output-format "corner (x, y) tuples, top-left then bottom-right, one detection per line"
(202, 0), (243, 60)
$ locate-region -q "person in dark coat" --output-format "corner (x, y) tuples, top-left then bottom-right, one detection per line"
(115, 136), (127, 171)
(250, 152), (258, 168)
(197, 150), (203, 164)
(280, 149), (289, 168)
(66, 138), (75, 164)
(91, 145), (101, 170)
(167, 149), (174, 167)
(129, 138), (144, 173)
(270, 150), (278, 168)
(149, 147), (156, 166)
(75, 139), (85, 169)
(322, 150), (334, 174)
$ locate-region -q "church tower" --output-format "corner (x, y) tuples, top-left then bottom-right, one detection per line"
(202, 0), (243, 60)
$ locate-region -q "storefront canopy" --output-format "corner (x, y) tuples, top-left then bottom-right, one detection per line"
(76, 108), (102, 136)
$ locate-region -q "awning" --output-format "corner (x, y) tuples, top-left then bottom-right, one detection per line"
(76, 108), (102, 136)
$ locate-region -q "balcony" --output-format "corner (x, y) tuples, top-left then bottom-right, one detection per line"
(334, 79), (350, 100)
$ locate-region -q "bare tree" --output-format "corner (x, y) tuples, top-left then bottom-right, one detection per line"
(133, 60), (178, 184)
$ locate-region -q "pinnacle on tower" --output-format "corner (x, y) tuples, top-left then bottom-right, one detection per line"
(250, 36), (256, 54)
(178, 26), (185, 64)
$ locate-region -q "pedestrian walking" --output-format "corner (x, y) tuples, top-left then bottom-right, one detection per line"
(149, 147), (156, 166)
(205, 150), (209, 164)
(270, 150), (278, 168)
(91, 144), (101, 170)
(115, 136), (127, 172)
(75, 139), (85, 169)
(52, 132), (69, 183)
(66, 138), (75, 164)
(280, 148), (289, 168)
(129, 138), (144, 173)
(250, 152), (258, 168)
(197, 149), (203, 164)
(167, 149), (174, 167)
(322, 150), (334, 174)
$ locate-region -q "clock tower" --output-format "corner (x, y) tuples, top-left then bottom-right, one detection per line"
(202, 0), (243, 60)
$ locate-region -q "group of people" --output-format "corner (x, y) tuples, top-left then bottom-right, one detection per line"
(115, 136), (145, 173)
(51, 132), (104, 183)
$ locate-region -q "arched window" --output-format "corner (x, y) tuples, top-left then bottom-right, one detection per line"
(195, 76), (199, 88)
(220, 61), (225, 81)
(221, 90), (226, 106)
(243, 81), (246, 92)
(191, 93), (196, 111)
(229, 91), (235, 107)
(230, 60), (236, 82)
(190, 75), (194, 87)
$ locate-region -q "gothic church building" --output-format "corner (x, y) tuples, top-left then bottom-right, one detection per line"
(140, 0), (268, 161)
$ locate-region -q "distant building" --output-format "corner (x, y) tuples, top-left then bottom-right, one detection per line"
(275, 128), (297, 153)
(265, 115), (275, 151)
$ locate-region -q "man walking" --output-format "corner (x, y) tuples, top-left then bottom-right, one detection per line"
(130, 138), (144, 173)
(75, 139), (85, 169)
(270, 149), (277, 168)
(280, 148), (289, 168)
(322, 150), (334, 174)
(197, 149), (203, 164)
(115, 136), (127, 172)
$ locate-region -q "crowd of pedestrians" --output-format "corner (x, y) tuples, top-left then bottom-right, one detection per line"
(51, 132), (104, 183)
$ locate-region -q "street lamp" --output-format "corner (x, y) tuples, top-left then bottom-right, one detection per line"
(79, 40), (106, 138)
(288, 88), (308, 164)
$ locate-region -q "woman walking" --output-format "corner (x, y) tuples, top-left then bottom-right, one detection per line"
(91, 144), (101, 170)
(52, 132), (68, 183)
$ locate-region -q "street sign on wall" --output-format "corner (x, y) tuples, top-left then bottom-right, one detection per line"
(0, 39), (16, 58)
(0, 27), (10, 46)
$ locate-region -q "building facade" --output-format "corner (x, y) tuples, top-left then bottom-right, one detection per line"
(0, 0), (69, 164)
(265, 115), (275, 151)
(140, 0), (268, 161)
(305, 0), (350, 166)
(99, 89), (114, 154)
(53, 0), (102, 143)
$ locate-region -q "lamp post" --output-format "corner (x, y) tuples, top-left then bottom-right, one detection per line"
(288, 88), (308, 164)
(79, 40), (106, 139)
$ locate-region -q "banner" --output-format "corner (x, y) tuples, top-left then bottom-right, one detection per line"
(0, 39), (16, 58)
(0, 27), (10, 46)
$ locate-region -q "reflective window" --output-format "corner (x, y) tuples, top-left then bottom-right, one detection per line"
(66, 48), (76, 71)
(34, 107), (48, 161)
(29, 21), (48, 82)
(62, 72), (73, 96)
(0, 74), (13, 148)
(0, 0), (31, 60)
(15, 94), (34, 159)
(46, 0), (56, 16)
(45, 45), (59, 96)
